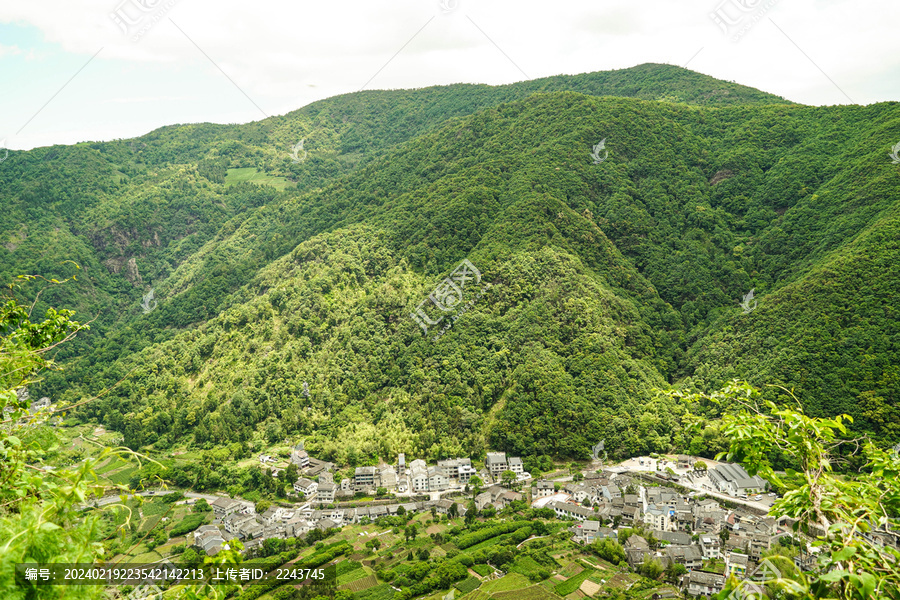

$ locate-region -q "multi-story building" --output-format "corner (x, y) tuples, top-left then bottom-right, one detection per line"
(354, 466), (377, 491)
(316, 481), (336, 503)
(485, 452), (508, 479)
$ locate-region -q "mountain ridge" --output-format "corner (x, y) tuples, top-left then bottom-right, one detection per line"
(0, 64), (896, 462)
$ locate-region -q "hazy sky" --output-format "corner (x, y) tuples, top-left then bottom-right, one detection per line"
(1, 0), (898, 150)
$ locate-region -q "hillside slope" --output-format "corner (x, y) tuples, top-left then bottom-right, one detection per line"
(2, 64), (898, 460)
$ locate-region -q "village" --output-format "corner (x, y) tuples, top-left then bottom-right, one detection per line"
(176, 447), (864, 598)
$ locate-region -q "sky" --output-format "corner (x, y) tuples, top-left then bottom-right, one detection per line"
(1, 0), (898, 151)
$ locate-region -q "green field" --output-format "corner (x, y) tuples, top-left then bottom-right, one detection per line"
(350, 579), (390, 598)
(493, 584), (561, 600)
(471, 564), (492, 577)
(482, 574), (532, 593)
(345, 574), (378, 592)
(225, 167), (289, 190)
(338, 567), (370, 586)
(554, 568), (597, 596)
(455, 576), (481, 594)
(509, 556), (548, 579)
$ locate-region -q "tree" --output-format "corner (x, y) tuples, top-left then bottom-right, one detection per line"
(181, 546), (202, 567)
(448, 502), (459, 518)
(193, 498), (212, 512)
(256, 499), (272, 514)
(285, 462), (299, 483)
(500, 470), (517, 489)
(465, 500), (477, 525)
(693, 460), (707, 472)
(0, 291), (118, 599)
(639, 558), (664, 579)
(665, 562), (687, 583)
(719, 528), (730, 543)
(376, 487), (388, 497)
(405, 524), (418, 543)
(396, 505), (406, 516)
(469, 475), (483, 498)
(712, 380), (900, 598)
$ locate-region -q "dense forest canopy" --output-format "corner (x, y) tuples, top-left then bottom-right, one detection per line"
(0, 63), (897, 464)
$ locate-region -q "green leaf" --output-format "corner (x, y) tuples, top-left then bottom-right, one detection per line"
(833, 546), (857, 562)
(818, 569), (849, 582)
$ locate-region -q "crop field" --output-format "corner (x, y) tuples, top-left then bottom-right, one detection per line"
(455, 576), (482, 594)
(345, 574), (378, 592)
(338, 567), (370, 586)
(481, 574), (531, 593)
(509, 556), (547, 579)
(554, 569), (597, 596)
(493, 584), (561, 600)
(225, 167), (289, 190)
(353, 583), (396, 600)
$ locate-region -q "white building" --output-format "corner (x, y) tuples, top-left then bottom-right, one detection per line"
(293, 477), (318, 497)
(316, 482), (336, 503)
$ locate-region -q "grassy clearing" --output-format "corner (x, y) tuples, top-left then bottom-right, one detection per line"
(471, 564), (492, 577)
(225, 167), (288, 190)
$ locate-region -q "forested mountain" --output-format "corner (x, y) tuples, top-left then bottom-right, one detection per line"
(2, 63), (897, 464)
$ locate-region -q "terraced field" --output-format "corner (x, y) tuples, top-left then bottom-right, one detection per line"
(345, 575), (378, 592)
(493, 585), (561, 600)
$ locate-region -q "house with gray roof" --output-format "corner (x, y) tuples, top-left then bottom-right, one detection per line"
(709, 463), (768, 497)
(683, 570), (725, 597)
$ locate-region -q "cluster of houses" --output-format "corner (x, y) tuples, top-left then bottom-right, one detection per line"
(283, 447), (528, 502)
(543, 468), (797, 597)
(196, 495), (471, 556)
(190, 448), (533, 557)
(189, 452), (900, 599)
(3, 388), (52, 415)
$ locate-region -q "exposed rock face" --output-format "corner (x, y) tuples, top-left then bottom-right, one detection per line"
(709, 170), (734, 186)
(102, 256), (143, 285)
(125, 257), (143, 286)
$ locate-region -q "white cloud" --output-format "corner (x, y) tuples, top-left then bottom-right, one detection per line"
(0, 0), (898, 148)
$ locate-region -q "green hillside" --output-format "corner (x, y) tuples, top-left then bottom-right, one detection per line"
(1, 63), (898, 462)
